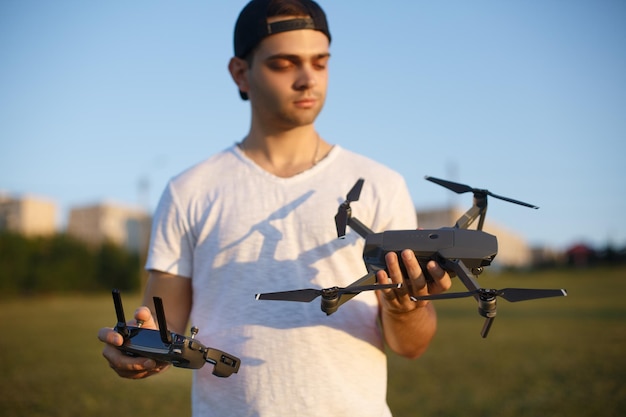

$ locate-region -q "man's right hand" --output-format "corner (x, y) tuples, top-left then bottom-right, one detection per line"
(98, 305), (170, 379)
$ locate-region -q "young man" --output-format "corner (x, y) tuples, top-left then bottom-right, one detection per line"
(99, 1), (451, 415)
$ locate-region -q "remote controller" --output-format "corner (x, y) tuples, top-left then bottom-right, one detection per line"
(112, 289), (241, 377)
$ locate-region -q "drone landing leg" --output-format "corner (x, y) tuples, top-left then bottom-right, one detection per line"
(439, 258), (500, 337)
(481, 317), (494, 338)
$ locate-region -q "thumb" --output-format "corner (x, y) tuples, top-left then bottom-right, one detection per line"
(134, 306), (158, 329)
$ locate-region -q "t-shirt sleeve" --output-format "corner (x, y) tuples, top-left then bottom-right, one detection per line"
(145, 182), (195, 278)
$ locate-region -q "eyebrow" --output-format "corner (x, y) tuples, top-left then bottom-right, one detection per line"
(265, 52), (331, 62)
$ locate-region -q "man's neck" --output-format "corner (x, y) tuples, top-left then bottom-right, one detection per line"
(240, 126), (330, 178)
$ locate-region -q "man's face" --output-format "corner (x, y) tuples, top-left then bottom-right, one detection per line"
(246, 25), (330, 130)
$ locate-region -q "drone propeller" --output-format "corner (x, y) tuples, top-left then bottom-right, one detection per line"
(411, 286), (567, 338)
(335, 178), (365, 238)
(410, 287), (567, 303)
(255, 282), (401, 303)
(424, 176), (539, 209)
(257, 281), (402, 315)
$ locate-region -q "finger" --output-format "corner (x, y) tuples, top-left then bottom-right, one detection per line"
(115, 366), (169, 379)
(101, 343), (164, 379)
(426, 260), (452, 294)
(380, 251), (417, 305)
(114, 356), (170, 379)
(134, 306), (157, 329)
(102, 343), (155, 370)
(98, 327), (123, 346)
(384, 251), (403, 284)
(110, 361), (165, 380)
(399, 249), (427, 295)
(378, 251), (405, 303)
(376, 269), (398, 302)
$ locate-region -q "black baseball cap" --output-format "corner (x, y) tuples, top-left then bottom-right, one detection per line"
(233, 0), (332, 59)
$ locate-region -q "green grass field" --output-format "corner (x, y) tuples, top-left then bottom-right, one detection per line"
(1, 266), (624, 416)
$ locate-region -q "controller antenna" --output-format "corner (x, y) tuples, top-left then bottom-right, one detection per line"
(112, 289), (130, 339)
(153, 297), (172, 344)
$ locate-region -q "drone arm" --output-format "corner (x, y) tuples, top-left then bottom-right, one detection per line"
(325, 271), (377, 315)
(454, 204), (487, 230)
(348, 217), (374, 239)
(439, 258), (482, 296)
(476, 208), (487, 231)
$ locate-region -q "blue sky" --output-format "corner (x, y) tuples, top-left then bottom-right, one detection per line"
(1, 0), (624, 251)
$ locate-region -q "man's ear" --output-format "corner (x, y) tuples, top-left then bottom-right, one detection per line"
(228, 57), (250, 97)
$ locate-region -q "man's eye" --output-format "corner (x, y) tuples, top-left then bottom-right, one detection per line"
(313, 58), (329, 70)
(268, 60), (293, 70)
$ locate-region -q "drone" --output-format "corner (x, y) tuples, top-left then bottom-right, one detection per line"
(256, 176), (567, 338)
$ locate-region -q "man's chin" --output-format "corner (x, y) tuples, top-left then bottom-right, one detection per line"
(280, 108), (323, 128)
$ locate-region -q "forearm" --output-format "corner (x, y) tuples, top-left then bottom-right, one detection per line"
(143, 270), (192, 335)
(381, 301), (437, 359)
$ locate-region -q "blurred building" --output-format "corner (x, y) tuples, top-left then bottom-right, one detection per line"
(0, 194), (58, 236)
(530, 246), (563, 267)
(416, 206), (531, 268)
(66, 202), (151, 253)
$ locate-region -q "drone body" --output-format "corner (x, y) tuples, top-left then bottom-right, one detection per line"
(363, 228), (497, 273)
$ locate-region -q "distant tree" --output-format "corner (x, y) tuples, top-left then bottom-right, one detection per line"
(96, 241), (140, 290)
(596, 240), (626, 265)
(0, 232), (141, 295)
(0, 232), (32, 294)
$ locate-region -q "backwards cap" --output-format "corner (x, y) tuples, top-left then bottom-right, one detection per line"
(233, 0), (332, 59)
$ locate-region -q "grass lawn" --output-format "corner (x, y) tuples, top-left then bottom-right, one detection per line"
(387, 266), (626, 417)
(0, 293), (192, 417)
(1, 266), (624, 416)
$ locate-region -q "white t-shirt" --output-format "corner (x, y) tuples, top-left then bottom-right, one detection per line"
(146, 144), (417, 417)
